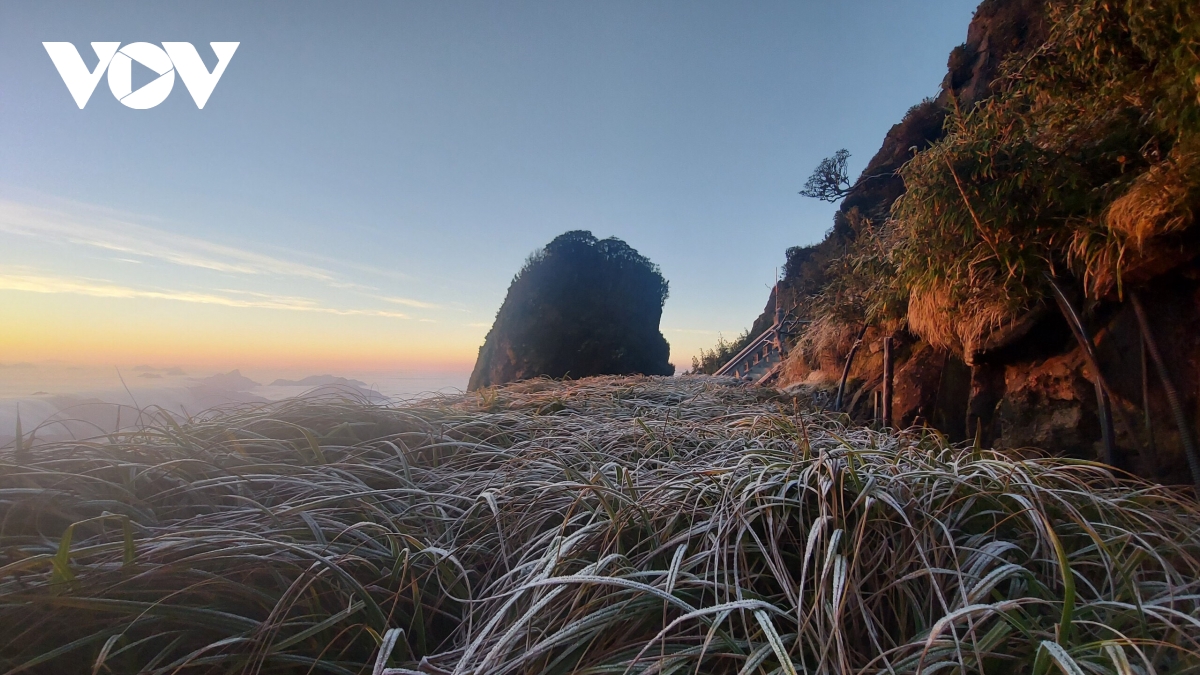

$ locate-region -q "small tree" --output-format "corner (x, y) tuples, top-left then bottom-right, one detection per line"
(690, 330), (752, 375)
(799, 149), (852, 202)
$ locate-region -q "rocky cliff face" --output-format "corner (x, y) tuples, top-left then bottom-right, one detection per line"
(769, 0), (1200, 485)
(760, 0), (1050, 328)
(469, 231), (674, 390)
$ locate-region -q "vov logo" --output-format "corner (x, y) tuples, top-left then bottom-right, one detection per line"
(43, 42), (239, 109)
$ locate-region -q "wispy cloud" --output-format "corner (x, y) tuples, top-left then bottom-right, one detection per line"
(378, 295), (440, 309)
(0, 200), (345, 282)
(0, 198), (452, 312)
(0, 269), (410, 318)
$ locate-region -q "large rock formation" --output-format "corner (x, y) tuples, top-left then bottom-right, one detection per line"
(469, 231), (674, 390)
(763, 0), (1200, 486)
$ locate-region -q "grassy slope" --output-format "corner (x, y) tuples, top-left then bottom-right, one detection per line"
(1, 376), (1199, 674)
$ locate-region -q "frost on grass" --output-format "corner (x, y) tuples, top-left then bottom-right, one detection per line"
(1, 376), (1199, 674)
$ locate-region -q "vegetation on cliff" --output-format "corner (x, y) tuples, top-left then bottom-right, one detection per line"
(694, 0), (1200, 480)
(469, 231), (674, 390)
(714, 0), (1199, 364)
(828, 0), (1200, 358)
(3, 377), (1200, 673)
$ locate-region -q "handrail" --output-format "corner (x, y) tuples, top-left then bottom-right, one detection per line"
(712, 313), (808, 380)
(714, 328), (777, 377)
(755, 362), (783, 386)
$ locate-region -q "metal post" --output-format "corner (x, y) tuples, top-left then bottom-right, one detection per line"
(774, 282), (783, 326)
(882, 336), (894, 428)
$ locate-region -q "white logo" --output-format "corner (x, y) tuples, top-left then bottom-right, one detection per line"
(43, 42), (239, 109)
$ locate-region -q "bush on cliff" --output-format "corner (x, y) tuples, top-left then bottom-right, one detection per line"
(469, 231), (674, 390)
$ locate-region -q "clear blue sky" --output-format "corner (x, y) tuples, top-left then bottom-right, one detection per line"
(0, 0), (979, 377)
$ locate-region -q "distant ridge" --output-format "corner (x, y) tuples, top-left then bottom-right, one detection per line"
(268, 375), (368, 388)
(197, 370), (260, 391)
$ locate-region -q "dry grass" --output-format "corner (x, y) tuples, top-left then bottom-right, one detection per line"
(1068, 149), (1200, 299)
(1105, 152), (1198, 249)
(906, 278), (1035, 362)
(798, 315), (860, 366)
(2, 376), (1199, 674)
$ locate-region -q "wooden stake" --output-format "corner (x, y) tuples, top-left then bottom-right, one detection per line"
(833, 324), (868, 411)
(882, 336), (894, 428)
(1131, 292), (1200, 490)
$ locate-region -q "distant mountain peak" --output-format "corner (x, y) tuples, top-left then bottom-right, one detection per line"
(196, 369), (260, 391)
(268, 375), (368, 388)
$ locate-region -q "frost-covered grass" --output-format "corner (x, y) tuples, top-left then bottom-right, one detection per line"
(1, 376), (1198, 674)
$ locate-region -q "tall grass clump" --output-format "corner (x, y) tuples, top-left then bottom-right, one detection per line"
(2, 376), (1199, 674)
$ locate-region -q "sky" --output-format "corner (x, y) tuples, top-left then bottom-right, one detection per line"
(0, 0), (980, 390)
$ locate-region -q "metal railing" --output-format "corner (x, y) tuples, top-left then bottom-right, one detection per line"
(713, 318), (808, 382)
(713, 328), (779, 378)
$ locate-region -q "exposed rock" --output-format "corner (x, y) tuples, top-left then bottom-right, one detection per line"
(943, 0), (1049, 105)
(891, 340), (948, 427)
(781, 264), (1200, 484)
(994, 350), (1097, 455)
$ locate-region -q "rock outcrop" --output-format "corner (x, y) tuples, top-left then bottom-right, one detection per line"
(765, 0), (1200, 485)
(469, 231), (674, 390)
